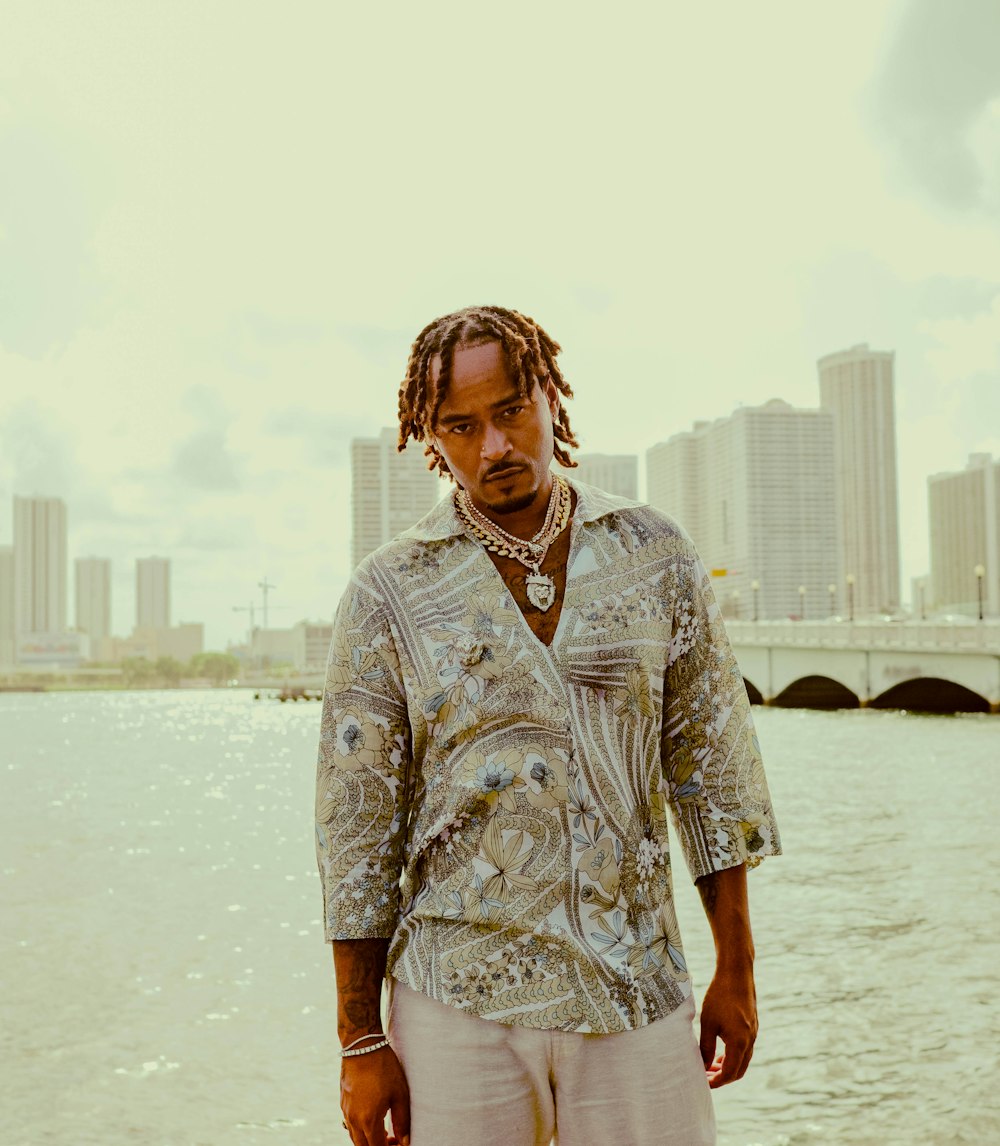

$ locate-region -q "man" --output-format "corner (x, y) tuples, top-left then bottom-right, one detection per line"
(316, 305), (780, 1146)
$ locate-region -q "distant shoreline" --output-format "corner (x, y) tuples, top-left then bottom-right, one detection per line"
(0, 681), (243, 693)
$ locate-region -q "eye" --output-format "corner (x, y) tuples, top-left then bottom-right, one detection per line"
(501, 405), (526, 418)
(449, 423), (472, 435)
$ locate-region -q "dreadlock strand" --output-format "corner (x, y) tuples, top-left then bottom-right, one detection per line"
(425, 324), (465, 477)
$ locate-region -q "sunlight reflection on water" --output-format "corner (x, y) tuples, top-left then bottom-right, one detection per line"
(2, 690), (998, 1146)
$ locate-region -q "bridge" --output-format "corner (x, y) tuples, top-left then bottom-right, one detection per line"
(245, 624), (1000, 714)
(727, 620), (1000, 713)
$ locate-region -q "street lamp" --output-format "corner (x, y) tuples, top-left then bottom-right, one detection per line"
(732, 589), (741, 620)
(846, 573), (855, 623)
(798, 584), (806, 621)
(975, 564), (986, 621)
(827, 582), (836, 618)
(751, 579), (760, 623)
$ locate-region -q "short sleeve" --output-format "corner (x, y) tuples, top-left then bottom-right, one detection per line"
(661, 535), (780, 882)
(315, 571), (412, 940)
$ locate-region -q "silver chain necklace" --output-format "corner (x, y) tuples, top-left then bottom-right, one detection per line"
(456, 476), (571, 611)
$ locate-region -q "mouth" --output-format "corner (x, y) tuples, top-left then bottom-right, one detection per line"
(484, 465), (525, 483)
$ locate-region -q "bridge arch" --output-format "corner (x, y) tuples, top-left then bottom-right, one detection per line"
(771, 675), (860, 711)
(743, 677), (764, 706)
(870, 678), (990, 715)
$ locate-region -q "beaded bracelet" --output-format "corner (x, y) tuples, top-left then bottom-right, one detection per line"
(340, 1037), (390, 1058)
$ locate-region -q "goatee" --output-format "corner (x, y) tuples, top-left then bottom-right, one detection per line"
(485, 490), (538, 515)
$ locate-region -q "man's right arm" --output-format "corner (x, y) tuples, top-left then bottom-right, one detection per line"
(316, 576), (414, 1145)
(334, 939), (410, 1146)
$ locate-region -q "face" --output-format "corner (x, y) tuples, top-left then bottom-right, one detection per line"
(430, 340), (560, 516)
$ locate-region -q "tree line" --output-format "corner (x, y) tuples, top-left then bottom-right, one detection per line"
(117, 651), (242, 688)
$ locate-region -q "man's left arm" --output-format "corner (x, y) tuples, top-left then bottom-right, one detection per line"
(661, 530), (780, 1087)
(695, 863), (756, 1088)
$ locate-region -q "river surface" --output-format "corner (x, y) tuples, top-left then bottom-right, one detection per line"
(1, 690), (997, 1146)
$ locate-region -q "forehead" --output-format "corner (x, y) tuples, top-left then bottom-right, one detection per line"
(432, 340), (519, 411)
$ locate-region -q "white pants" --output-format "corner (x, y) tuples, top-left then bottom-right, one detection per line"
(387, 980), (716, 1146)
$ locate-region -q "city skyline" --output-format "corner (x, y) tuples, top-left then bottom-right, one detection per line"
(6, 368), (996, 663)
(2, 3), (998, 647)
(648, 400), (840, 621)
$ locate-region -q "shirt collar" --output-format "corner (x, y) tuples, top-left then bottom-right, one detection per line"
(400, 474), (643, 543)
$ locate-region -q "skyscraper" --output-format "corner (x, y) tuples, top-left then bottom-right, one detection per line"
(136, 556), (171, 629)
(818, 344), (901, 615)
(76, 557), (112, 641)
(351, 428), (442, 567)
(647, 426), (705, 536)
(0, 546), (14, 666)
(928, 453), (999, 617)
(571, 454), (639, 499)
(13, 495), (67, 635)
(647, 400), (838, 621)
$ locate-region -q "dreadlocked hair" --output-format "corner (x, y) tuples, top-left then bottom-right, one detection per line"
(397, 305), (580, 479)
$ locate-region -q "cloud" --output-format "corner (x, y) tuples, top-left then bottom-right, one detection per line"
(263, 406), (373, 466)
(333, 323), (412, 367)
(0, 95), (112, 358)
(0, 399), (77, 496)
(920, 291), (1000, 376)
(175, 515), (255, 551)
(870, 0), (1000, 212)
(170, 428), (243, 492)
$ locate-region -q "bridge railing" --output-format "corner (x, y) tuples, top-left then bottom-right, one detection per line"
(724, 619), (1000, 654)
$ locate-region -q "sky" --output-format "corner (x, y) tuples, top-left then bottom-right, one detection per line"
(1, 0), (998, 649)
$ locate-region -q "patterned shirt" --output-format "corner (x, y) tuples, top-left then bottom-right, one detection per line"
(315, 479), (780, 1033)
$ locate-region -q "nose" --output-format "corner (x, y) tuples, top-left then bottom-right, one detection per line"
(480, 421), (512, 461)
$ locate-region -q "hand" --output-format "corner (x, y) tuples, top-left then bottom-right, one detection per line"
(340, 1046), (411, 1146)
(698, 966), (757, 1089)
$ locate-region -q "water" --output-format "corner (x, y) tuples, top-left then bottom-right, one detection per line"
(1, 691), (997, 1146)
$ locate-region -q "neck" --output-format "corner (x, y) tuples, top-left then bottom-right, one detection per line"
(468, 473), (555, 541)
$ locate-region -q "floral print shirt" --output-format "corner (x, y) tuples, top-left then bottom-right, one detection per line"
(316, 479), (780, 1033)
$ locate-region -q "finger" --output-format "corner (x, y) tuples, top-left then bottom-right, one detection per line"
(710, 1038), (750, 1088)
(706, 1049), (724, 1087)
(705, 1050), (724, 1079)
(345, 1114), (371, 1146)
(390, 1093), (411, 1146)
(728, 1024), (756, 1083)
(732, 1038), (755, 1082)
(698, 1019), (718, 1068)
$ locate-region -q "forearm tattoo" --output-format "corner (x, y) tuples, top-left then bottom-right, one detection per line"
(335, 939), (389, 1037)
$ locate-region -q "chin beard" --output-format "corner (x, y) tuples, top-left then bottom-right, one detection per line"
(487, 489), (538, 515)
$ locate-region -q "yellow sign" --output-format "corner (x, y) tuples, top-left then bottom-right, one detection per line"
(710, 569), (728, 577)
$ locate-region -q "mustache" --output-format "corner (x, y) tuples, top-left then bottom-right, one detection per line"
(483, 462), (526, 480)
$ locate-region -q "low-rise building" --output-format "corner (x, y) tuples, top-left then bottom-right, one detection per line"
(16, 631), (90, 669)
(292, 620), (333, 672)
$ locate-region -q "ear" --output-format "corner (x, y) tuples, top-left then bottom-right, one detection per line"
(541, 374), (559, 418)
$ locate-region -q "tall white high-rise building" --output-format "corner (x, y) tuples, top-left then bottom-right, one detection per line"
(818, 344), (901, 615)
(136, 557), (171, 629)
(647, 424), (706, 537)
(0, 546), (15, 666)
(647, 400), (838, 621)
(928, 453), (999, 617)
(351, 428), (442, 567)
(571, 454), (638, 499)
(13, 495), (68, 635)
(75, 557), (112, 641)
